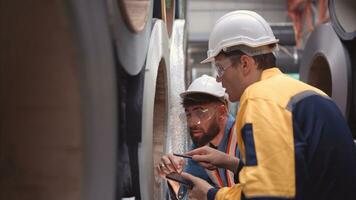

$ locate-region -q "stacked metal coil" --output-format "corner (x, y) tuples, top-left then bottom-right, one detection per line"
(0, 0), (188, 200)
(300, 0), (356, 137)
(271, 24), (301, 74)
(329, 0), (356, 41)
(0, 1), (119, 200)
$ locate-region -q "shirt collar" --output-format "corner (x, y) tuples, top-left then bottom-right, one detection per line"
(239, 67), (282, 105)
(260, 67), (282, 81)
(217, 114), (235, 151)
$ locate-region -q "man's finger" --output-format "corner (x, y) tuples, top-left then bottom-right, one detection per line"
(168, 155), (184, 171)
(206, 164), (217, 170)
(198, 162), (216, 170)
(155, 165), (166, 178)
(185, 146), (206, 156)
(192, 154), (209, 162)
(160, 165), (171, 174)
(180, 172), (200, 185)
(161, 156), (177, 172)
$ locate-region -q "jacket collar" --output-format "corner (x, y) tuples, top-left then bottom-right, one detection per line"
(260, 67), (282, 81)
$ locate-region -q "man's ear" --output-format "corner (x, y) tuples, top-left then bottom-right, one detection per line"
(218, 104), (228, 120)
(240, 55), (255, 76)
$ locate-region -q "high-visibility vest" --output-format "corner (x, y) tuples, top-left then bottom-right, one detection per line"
(205, 124), (238, 187)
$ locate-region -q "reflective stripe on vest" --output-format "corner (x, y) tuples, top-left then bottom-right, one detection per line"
(205, 124), (237, 187)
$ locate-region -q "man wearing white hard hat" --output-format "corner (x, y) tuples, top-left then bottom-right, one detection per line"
(181, 10), (356, 200)
(156, 75), (242, 200)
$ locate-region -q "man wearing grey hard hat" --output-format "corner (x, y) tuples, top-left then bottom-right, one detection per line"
(156, 75), (241, 200)
(181, 10), (356, 200)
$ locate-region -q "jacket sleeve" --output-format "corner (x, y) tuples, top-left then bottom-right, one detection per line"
(215, 98), (296, 200)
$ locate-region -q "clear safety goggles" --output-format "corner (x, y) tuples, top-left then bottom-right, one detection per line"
(212, 55), (241, 78)
(179, 106), (218, 125)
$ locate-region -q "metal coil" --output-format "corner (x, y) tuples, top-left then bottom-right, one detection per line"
(329, 0), (356, 41)
(153, 0), (176, 37)
(140, 19), (171, 200)
(271, 24), (296, 46)
(275, 46), (301, 73)
(300, 23), (352, 118)
(0, 1), (119, 199)
(108, 0), (153, 75)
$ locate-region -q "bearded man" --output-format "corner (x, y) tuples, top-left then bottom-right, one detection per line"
(156, 75), (241, 200)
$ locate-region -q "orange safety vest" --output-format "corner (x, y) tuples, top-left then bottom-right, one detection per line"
(205, 124), (238, 187)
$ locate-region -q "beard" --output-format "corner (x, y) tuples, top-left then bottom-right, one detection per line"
(190, 118), (220, 147)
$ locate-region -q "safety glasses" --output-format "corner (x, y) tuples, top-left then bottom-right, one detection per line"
(213, 55), (241, 78)
(179, 106), (218, 124)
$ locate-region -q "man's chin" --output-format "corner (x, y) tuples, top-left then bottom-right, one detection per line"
(191, 136), (200, 144)
(191, 132), (202, 139)
(193, 138), (209, 147)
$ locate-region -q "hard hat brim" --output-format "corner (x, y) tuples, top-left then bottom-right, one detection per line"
(179, 90), (224, 99)
(200, 56), (214, 64)
(200, 40), (279, 64)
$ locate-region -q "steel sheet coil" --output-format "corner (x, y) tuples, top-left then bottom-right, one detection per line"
(329, 0), (356, 41)
(140, 19), (171, 200)
(153, 0), (176, 37)
(300, 23), (352, 117)
(271, 24), (296, 46)
(166, 19), (189, 158)
(108, 0), (153, 75)
(275, 46), (301, 73)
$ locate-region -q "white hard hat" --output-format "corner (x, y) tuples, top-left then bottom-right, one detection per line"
(201, 10), (279, 64)
(180, 75), (226, 98)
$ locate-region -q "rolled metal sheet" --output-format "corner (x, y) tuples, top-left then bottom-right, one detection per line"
(175, 0), (187, 19)
(108, 0), (153, 75)
(300, 23), (352, 117)
(351, 42), (356, 116)
(166, 19), (190, 166)
(139, 19), (171, 200)
(1, 1), (118, 199)
(166, 19), (189, 156)
(68, 1), (119, 199)
(329, 0), (356, 41)
(275, 46), (301, 73)
(346, 40), (356, 137)
(271, 24), (296, 46)
(153, 0), (175, 37)
(159, 19), (190, 199)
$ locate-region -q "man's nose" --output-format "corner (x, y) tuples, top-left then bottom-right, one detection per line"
(188, 116), (201, 126)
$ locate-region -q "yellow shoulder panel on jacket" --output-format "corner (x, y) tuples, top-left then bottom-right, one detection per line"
(216, 184), (243, 200)
(241, 68), (326, 109)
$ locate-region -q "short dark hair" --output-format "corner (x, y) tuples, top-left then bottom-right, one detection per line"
(182, 93), (226, 108)
(252, 53), (276, 70)
(219, 48), (276, 70)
